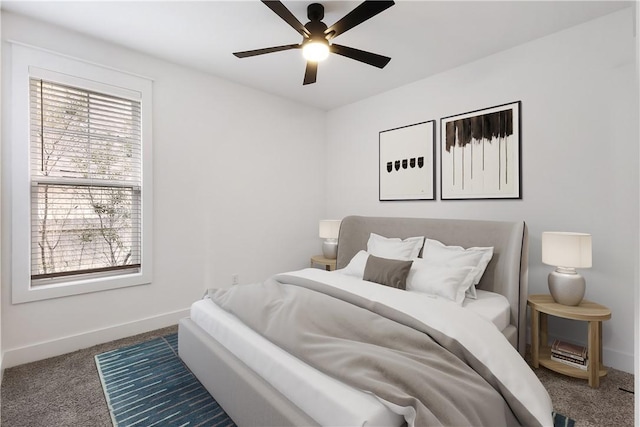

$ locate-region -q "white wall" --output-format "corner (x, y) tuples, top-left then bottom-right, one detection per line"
(635, 2), (639, 423)
(326, 8), (638, 373)
(0, 12), (326, 367)
(0, 4), (3, 384)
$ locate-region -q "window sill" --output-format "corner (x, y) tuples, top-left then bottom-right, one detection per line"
(12, 272), (152, 304)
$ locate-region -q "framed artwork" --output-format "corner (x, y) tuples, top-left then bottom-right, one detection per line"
(379, 120), (435, 201)
(440, 101), (521, 200)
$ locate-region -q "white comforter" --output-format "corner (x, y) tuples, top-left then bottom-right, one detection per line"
(197, 267), (553, 426)
(277, 268), (554, 427)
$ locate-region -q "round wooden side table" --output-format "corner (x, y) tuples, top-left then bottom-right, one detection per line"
(528, 294), (611, 388)
(310, 254), (336, 271)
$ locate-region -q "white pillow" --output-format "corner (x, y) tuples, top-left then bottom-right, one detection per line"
(367, 233), (424, 260)
(340, 250), (370, 278)
(406, 258), (477, 305)
(420, 238), (493, 299)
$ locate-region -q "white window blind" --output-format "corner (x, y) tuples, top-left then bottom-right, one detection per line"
(30, 78), (142, 284)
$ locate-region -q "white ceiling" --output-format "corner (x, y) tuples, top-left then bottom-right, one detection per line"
(2, 1), (631, 110)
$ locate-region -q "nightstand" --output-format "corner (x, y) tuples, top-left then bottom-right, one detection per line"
(528, 294), (611, 388)
(310, 254), (336, 271)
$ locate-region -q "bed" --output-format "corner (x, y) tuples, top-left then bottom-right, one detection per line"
(178, 215), (553, 426)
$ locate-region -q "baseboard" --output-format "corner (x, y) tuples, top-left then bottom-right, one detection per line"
(2, 308), (189, 369)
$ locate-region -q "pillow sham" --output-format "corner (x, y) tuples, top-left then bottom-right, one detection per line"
(363, 255), (413, 290)
(420, 238), (494, 299)
(340, 250), (370, 278)
(406, 258), (477, 305)
(367, 233), (424, 260)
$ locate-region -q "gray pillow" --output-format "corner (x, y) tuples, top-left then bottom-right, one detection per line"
(363, 255), (413, 290)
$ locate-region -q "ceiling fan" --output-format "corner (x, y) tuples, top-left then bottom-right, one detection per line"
(233, 1), (395, 85)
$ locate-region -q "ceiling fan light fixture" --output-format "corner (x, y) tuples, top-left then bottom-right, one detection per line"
(232, 1), (395, 84)
(302, 40), (330, 62)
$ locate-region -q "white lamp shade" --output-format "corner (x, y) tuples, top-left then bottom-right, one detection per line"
(542, 232), (592, 268)
(319, 220), (341, 239)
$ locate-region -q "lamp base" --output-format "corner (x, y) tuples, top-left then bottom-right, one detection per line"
(548, 269), (585, 306)
(322, 239), (338, 259)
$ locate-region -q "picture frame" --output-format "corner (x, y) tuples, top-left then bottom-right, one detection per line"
(440, 101), (521, 200)
(379, 120), (435, 201)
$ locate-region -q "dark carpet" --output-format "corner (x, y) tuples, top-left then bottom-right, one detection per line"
(1, 326), (633, 426)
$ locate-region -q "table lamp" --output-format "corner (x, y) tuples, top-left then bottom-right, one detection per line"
(319, 220), (341, 259)
(542, 231), (592, 306)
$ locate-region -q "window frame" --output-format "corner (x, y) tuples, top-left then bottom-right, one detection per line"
(10, 43), (153, 303)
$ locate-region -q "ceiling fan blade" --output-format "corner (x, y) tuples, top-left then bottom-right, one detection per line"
(325, 1), (394, 39)
(303, 61), (318, 85)
(233, 43), (300, 58)
(262, 1), (310, 38)
(330, 44), (391, 69)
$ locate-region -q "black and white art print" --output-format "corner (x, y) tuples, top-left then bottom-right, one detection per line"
(440, 101), (521, 200)
(379, 120), (435, 201)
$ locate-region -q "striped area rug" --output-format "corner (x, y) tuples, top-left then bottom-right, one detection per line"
(95, 333), (235, 427)
(553, 411), (576, 427)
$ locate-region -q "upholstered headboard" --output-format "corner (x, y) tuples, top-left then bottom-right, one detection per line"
(336, 215), (529, 355)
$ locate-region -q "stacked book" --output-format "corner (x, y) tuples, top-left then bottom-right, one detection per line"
(550, 339), (588, 370)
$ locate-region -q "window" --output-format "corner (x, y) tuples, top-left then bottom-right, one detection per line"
(11, 44), (152, 303)
(30, 79), (142, 285)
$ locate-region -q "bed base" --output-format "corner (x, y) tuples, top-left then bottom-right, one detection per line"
(178, 318), (319, 427)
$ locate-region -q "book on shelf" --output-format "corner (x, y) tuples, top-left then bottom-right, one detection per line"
(551, 339), (587, 361)
(551, 353), (588, 370)
(551, 349), (586, 363)
(550, 351), (588, 365)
